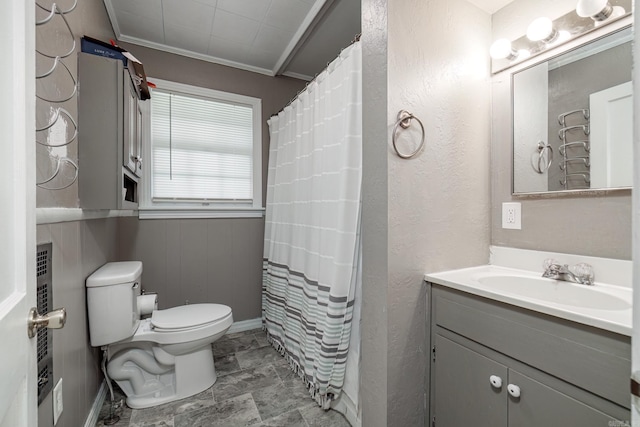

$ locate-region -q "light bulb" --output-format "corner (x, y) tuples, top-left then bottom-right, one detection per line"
(576, 0), (613, 21)
(527, 17), (558, 43)
(556, 30), (571, 44)
(490, 38), (518, 60)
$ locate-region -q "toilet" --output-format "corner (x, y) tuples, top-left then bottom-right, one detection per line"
(86, 261), (233, 409)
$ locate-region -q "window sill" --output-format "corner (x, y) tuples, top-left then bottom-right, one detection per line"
(138, 208), (265, 220)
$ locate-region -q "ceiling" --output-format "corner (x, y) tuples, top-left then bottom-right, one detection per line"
(104, 0), (361, 80)
(104, 0), (513, 80)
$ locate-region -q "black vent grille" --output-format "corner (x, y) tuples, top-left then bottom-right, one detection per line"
(37, 365), (52, 398)
(37, 283), (49, 364)
(36, 243), (53, 405)
(36, 249), (48, 277)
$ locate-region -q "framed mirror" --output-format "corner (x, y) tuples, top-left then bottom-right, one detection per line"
(512, 26), (632, 195)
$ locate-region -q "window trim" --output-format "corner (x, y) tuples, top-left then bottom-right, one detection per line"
(139, 78), (263, 219)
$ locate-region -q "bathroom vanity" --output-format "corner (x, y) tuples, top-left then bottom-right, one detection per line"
(425, 264), (631, 427)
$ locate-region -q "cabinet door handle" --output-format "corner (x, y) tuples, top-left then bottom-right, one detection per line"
(489, 375), (502, 389)
(507, 384), (521, 398)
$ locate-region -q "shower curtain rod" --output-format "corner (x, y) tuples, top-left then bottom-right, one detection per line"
(271, 33), (361, 118)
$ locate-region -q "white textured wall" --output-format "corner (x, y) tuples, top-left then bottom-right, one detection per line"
(360, 0), (389, 424)
(387, 0), (491, 423)
(491, 0), (632, 259)
(361, 0), (492, 425)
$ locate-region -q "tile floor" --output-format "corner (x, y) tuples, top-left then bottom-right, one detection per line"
(95, 329), (351, 427)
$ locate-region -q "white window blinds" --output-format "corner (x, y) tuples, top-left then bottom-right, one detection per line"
(151, 89), (254, 202)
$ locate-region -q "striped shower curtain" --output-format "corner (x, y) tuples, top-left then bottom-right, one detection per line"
(262, 41), (362, 409)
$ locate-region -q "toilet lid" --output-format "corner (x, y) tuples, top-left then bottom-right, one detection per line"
(151, 304), (231, 330)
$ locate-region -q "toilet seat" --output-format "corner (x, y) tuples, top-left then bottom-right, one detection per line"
(151, 304), (231, 331)
(129, 303), (233, 345)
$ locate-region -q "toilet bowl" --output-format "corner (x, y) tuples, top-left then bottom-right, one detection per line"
(86, 261), (233, 409)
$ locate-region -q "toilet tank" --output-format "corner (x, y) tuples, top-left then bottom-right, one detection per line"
(86, 261), (143, 347)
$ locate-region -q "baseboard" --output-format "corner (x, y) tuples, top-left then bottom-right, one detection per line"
(226, 317), (262, 334)
(84, 380), (107, 427)
(331, 391), (361, 427)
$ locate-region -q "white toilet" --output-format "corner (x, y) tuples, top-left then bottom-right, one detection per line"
(86, 261), (233, 409)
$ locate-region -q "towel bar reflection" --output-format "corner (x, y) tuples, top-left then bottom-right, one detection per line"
(532, 141), (553, 174)
(558, 109), (589, 126)
(559, 140), (590, 155)
(558, 124), (590, 140)
(392, 110), (425, 159)
(560, 173), (590, 186)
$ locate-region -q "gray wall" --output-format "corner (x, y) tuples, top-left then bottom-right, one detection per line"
(491, 0), (632, 259)
(116, 217), (264, 320)
(37, 218), (119, 427)
(36, 0), (115, 208)
(361, 0), (492, 425)
(113, 44), (305, 321)
(36, 1), (119, 426)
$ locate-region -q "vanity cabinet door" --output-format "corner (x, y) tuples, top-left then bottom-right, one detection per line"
(433, 334), (508, 427)
(507, 370), (616, 427)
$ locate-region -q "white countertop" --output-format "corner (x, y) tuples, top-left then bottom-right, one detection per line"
(425, 264), (632, 336)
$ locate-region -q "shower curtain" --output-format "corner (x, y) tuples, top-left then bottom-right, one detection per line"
(262, 41), (362, 411)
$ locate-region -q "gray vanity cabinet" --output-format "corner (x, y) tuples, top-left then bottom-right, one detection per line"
(429, 284), (630, 427)
(433, 334), (507, 427)
(78, 52), (141, 209)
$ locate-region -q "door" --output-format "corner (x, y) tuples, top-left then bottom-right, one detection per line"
(589, 81), (633, 188)
(123, 72), (141, 176)
(0, 0), (37, 426)
(432, 334), (508, 427)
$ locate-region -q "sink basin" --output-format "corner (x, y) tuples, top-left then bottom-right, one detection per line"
(476, 275), (630, 311)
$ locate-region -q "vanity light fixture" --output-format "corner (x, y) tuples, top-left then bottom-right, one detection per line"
(489, 38), (530, 61)
(526, 17), (559, 43)
(489, 0), (631, 73)
(489, 39), (530, 61)
(576, 0), (624, 21)
(489, 38), (518, 60)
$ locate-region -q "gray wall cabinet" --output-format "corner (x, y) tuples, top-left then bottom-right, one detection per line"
(429, 284), (630, 427)
(78, 52), (141, 210)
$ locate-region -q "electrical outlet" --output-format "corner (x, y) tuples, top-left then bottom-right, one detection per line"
(53, 378), (63, 425)
(502, 202), (521, 230)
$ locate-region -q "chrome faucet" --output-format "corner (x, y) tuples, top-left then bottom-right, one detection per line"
(542, 258), (595, 286)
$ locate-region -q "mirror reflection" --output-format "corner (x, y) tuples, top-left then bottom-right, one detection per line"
(512, 27), (632, 194)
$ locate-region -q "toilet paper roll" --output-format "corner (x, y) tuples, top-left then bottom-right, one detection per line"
(137, 294), (158, 316)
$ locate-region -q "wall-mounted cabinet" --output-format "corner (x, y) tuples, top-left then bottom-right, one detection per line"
(429, 285), (630, 427)
(78, 52), (144, 209)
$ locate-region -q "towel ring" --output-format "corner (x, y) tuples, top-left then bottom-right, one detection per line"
(532, 141), (553, 174)
(392, 110), (425, 159)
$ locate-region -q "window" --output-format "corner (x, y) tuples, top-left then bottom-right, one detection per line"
(140, 78), (262, 219)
